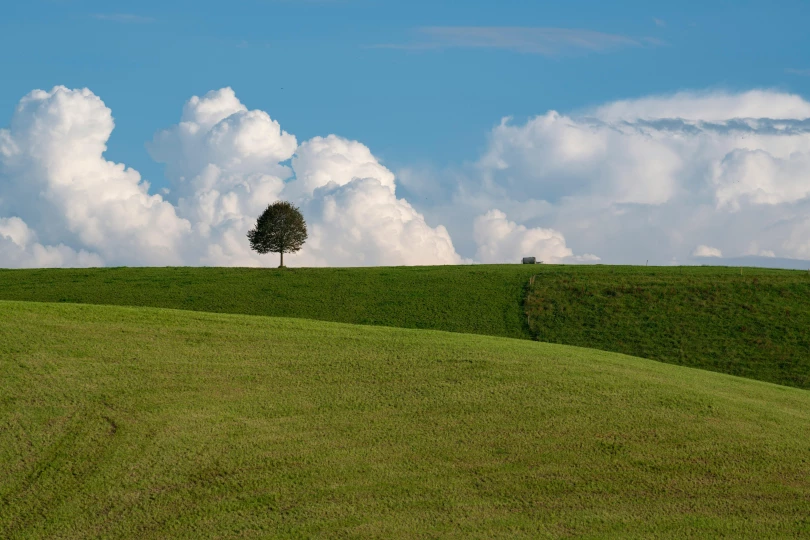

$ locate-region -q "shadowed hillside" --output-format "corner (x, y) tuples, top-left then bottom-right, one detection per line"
(525, 265), (810, 389)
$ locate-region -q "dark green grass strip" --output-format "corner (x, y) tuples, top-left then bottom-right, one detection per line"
(2, 301), (810, 538)
(525, 265), (810, 389)
(0, 265), (538, 339)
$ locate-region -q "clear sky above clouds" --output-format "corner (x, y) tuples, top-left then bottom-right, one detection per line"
(1, 0), (810, 268)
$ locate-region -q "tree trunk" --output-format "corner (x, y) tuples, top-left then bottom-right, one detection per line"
(279, 250), (284, 268)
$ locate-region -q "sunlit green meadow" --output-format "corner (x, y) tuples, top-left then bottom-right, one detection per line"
(2, 301), (809, 538)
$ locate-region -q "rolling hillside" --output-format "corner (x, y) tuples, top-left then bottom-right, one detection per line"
(2, 301), (809, 538)
(0, 266), (537, 339)
(524, 265), (810, 389)
(2, 265), (810, 389)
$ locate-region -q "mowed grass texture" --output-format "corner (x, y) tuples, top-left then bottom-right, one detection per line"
(4, 265), (810, 390)
(0, 265), (538, 339)
(2, 301), (809, 538)
(525, 265), (810, 389)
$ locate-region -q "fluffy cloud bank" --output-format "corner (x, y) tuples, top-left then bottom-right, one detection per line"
(473, 209), (597, 264)
(146, 87), (464, 267)
(692, 245), (723, 258)
(0, 87), (191, 266)
(2, 86), (809, 269)
(0, 86), (479, 267)
(447, 89), (810, 265)
(0, 216), (101, 268)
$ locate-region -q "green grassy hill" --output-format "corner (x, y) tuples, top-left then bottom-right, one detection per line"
(0, 266), (537, 339)
(525, 265), (810, 389)
(2, 265), (810, 389)
(2, 301), (809, 538)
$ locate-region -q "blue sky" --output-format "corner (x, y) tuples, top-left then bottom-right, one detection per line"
(2, 0), (810, 268)
(3, 0), (809, 191)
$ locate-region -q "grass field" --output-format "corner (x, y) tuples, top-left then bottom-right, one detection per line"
(525, 265), (810, 389)
(2, 300), (809, 538)
(0, 265), (538, 339)
(2, 265), (810, 390)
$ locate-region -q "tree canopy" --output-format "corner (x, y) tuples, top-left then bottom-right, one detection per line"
(247, 201), (307, 267)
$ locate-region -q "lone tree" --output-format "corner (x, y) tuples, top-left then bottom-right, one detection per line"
(247, 201), (308, 267)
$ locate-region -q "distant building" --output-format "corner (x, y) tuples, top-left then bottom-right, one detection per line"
(522, 257), (537, 264)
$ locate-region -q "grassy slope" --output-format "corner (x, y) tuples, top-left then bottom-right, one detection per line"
(3, 264), (810, 389)
(2, 301), (809, 538)
(525, 265), (810, 389)
(0, 266), (538, 339)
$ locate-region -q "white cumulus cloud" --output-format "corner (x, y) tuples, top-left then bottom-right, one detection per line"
(454, 89), (810, 265)
(479, 112), (683, 206)
(0, 216), (102, 268)
(3, 85), (810, 269)
(590, 90), (810, 122)
(303, 178), (462, 266)
(712, 149), (810, 210)
(290, 135), (396, 198)
(146, 88), (461, 267)
(692, 245), (723, 258)
(473, 209), (595, 264)
(0, 86), (190, 266)
(0, 86), (462, 268)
